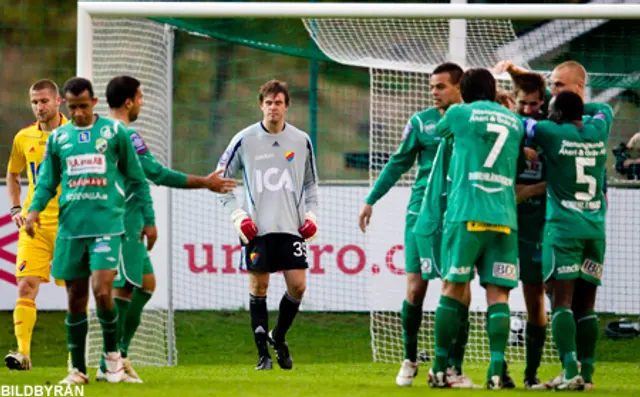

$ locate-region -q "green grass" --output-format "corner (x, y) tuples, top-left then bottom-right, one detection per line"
(2, 311), (640, 396)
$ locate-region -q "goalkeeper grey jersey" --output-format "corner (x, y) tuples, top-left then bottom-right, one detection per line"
(217, 121), (319, 237)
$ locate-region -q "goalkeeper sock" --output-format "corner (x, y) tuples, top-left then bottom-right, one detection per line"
(575, 310), (598, 383)
(66, 312), (88, 374)
(14, 298), (37, 357)
(250, 294), (270, 357)
(401, 299), (423, 362)
(448, 304), (469, 373)
(272, 292), (301, 343)
(433, 296), (461, 373)
(552, 307), (578, 379)
(524, 322), (546, 379)
(114, 297), (130, 353)
(121, 288), (152, 359)
(97, 305), (118, 353)
(486, 303), (510, 380)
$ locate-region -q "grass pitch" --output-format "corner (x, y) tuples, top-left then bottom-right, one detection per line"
(2, 311), (640, 396)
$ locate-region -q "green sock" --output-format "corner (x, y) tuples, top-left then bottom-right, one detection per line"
(121, 288), (152, 358)
(486, 303), (510, 379)
(524, 322), (546, 378)
(432, 296), (462, 373)
(552, 308), (578, 378)
(114, 297), (130, 348)
(447, 304), (469, 373)
(401, 300), (423, 362)
(96, 305), (118, 353)
(65, 312), (88, 374)
(575, 310), (598, 383)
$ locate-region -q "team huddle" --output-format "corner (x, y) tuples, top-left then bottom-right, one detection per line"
(6, 60), (609, 390)
(360, 60), (610, 390)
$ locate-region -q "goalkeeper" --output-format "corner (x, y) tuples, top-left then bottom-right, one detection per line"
(25, 77), (156, 385)
(94, 75), (237, 383)
(358, 62), (473, 387)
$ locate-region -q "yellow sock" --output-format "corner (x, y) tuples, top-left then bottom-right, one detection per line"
(14, 298), (37, 357)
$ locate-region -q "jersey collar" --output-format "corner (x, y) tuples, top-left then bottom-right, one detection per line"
(37, 112), (66, 132)
(260, 121), (286, 134)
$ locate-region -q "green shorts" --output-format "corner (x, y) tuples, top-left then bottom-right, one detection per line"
(519, 240), (543, 285)
(542, 233), (605, 286)
(51, 235), (123, 281)
(440, 221), (519, 289)
(414, 231), (442, 281)
(113, 231), (154, 289)
(404, 213), (421, 274)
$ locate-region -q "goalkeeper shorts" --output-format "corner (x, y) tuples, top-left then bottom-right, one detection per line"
(241, 233), (308, 273)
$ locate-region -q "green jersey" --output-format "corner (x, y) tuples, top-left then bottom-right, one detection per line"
(438, 101), (525, 230)
(365, 107), (441, 212)
(414, 137), (452, 237)
(525, 102), (613, 239)
(124, 127), (188, 231)
(29, 116), (155, 238)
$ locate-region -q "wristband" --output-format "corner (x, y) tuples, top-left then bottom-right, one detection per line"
(10, 206), (22, 217)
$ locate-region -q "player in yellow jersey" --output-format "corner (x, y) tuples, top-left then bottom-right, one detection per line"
(5, 79), (67, 370)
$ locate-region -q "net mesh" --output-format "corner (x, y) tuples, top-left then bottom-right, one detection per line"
(87, 17), (175, 367)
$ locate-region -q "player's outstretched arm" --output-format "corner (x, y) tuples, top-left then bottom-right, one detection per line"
(28, 134), (61, 224)
(493, 60), (529, 78)
(117, 124), (157, 250)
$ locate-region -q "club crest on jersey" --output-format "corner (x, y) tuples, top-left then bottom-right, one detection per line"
(285, 152), (295, 162)
(78, 131), (90, 143)
(96, 138), (108, 153)
(19, 261), (26, 272)
(130, 133), (147, 154)
(100, 126), (113, 139)
(250, 252), (260, 265)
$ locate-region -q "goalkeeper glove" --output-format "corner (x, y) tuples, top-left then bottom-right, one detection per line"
(231, 209), (257, 244)
(298, 211), (318, 241)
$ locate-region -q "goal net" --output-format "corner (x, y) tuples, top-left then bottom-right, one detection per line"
(81, 4), (640, 367)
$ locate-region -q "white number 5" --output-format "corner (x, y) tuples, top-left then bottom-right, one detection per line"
(483, 123), (509, 168)
(575, 157), (596, 201)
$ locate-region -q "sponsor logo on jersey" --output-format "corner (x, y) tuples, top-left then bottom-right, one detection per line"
(130, 132), (147, 154)
(67, 177), (108, 188)
(100, 126), (113, 139)
(520, 158), (543, 180)
(93, 241), (111, 253)
(493, 262), (517, 281)
(255, 168), (294, 193)
(285, 152), (295, 162)
(78, 131), (90, 143)
(581, 259), (603, 280)
(255, 153), (274, 161)
(67, 154), (106, 175)
(96, 138), (108, 153)
(557, 264), (580, 274)
(449, 266), (471, 275)
(401, 122), (412, 141)
(66, 192), (108, 201)
(61, 143), (73, 150)
(420, 258), (432, 274)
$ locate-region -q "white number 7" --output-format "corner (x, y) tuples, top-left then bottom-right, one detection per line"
(483, 123), (509, 168)
(575, 157), (596, 201)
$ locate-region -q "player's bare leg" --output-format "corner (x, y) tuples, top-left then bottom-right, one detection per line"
(572, 279), (598, 390)
(484, 284), (512, 390)
(92, 269), (124, 383)
(269, 269), (305, 370)
(5, 276), (40, 371)
(522, 283), (549, 389)
(550, 279), (584, 390)
(60, 278), (90, 384)
(249, 272), (272, 370)
(396, 273), (427, 386)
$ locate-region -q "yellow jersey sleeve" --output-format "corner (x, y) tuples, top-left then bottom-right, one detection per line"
(7, 130), (27, 174)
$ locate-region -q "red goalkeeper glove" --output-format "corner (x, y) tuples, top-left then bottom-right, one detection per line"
(298, 211), (318, 241)
(231, 209), (257, 244)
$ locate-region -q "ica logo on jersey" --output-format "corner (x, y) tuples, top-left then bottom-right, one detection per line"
(255, 168), (294, 193)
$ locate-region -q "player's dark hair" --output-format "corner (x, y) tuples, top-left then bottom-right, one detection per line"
(106, 75), (141, 108)
(433, 62), (464, 85)
(460, 68), (496, 103)
(30, 79), (59, 95)
(552, 91), (584, 122)
(62, 77), (94, 98)
(512, 72), (546, 101)
(259, 79), (290, 106)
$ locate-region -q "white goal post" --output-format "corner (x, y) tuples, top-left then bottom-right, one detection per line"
(77, 1), (640, 367)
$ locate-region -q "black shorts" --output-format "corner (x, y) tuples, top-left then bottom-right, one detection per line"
(241, 233), (309, 273)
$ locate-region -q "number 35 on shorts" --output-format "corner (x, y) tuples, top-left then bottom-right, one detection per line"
(293, 241), (307, 258)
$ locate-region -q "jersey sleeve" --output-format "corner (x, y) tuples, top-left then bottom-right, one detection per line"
(216, 133), (243, 214)
(365, 117), (421, 205)
(28, 133), (60, 212)
(131, 131), (188, 188)
(7, 134), (26, 174)
(436, 110), (454, 139)
(117, 124), (155, 226)
(583, 102), (614, 134)
(303, 137), (319, 214)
